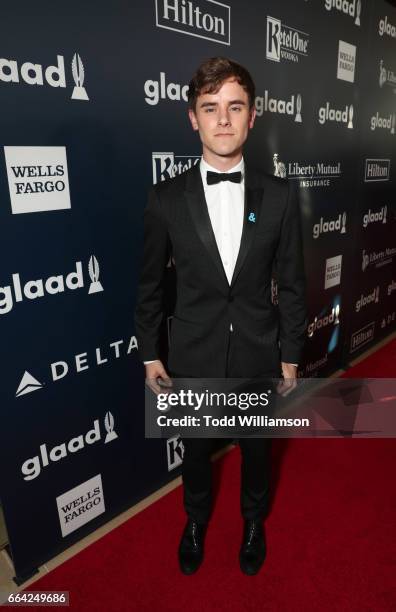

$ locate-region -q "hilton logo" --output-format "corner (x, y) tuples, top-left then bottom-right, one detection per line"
(155, 0), (231, 45)
(364, 159), (390, 182)
(152, 152), (200, 183)
(266, 16), (309, 64)
(350, 322), (375, 352)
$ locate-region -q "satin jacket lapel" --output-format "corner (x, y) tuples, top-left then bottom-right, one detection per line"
(230, 165), (264, 287)
(184, 163), (229, 289)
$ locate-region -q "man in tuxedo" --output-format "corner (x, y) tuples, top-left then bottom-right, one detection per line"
(135, 57), (307, 575)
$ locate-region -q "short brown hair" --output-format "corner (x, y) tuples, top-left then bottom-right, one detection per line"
(187, 57), (256, 112)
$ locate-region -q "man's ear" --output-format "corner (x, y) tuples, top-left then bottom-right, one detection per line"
(248, 106), (257, 129)
(188, 108), (199, 131)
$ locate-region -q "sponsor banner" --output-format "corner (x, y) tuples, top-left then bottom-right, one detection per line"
(4, 146), (71, 214)
(337, 40), (356, 83)
(266, 16), (309, 64)
(57, 474), (105, 537)
(364, 158), (390, 182)
(152, 152), (200, 183)
(0, 52), (89, 100)
(325, 255), (342, 289)
(273, 153), (342, 188)
(155, 0), (231, 45)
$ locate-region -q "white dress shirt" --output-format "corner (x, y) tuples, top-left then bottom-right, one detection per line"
(144, 155), (297, 366)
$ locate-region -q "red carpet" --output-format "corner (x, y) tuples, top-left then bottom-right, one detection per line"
(22, 337), (396, 611)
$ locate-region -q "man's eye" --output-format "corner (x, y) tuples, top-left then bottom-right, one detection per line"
(231, 106), (242, 111)
(204, 108), (215, 112)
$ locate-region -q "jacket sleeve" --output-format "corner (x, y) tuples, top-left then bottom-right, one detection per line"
(134, 187), (170, 362)
(275, 180), (308, 364)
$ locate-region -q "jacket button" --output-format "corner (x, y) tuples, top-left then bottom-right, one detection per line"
(228, 296), (234, 302)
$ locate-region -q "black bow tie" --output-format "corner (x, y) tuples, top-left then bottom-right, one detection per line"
(206, 170), (242, 185)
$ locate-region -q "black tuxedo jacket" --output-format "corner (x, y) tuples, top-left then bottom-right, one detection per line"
(134, 162), (307, 377)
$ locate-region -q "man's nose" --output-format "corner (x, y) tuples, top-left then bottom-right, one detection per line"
(218, 109), (231, 126)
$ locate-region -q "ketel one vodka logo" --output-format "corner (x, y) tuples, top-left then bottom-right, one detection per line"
(370, 112), (395, 134)
(152, 152), (200, 184)
(255, 91), (302, 122)
(325, 0), (361, 26)
(318, 102), (354, 128)
(0, 52), (89, 100)
(266, 16), (309, 64)
(21, 413), (118, 481)
(313, 212), (347, 239)
(0, 255), (104, 315)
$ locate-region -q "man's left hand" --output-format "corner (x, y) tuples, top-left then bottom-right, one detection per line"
(276, 362), (298, 396)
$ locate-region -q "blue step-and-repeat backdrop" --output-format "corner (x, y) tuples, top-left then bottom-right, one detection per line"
(0, 0), (395, 581)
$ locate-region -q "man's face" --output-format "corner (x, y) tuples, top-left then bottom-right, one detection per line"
(188, 77), (256, 160)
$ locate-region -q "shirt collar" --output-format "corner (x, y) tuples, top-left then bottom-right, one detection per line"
(200, 156), (245, 188)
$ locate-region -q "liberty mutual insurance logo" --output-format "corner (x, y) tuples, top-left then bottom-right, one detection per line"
(273, 153), (342, 188)
(266, 16), (309, 64)
(379, 60), (396, 92)
(0, 255), (104, 316)
(0, 52), (89, 100)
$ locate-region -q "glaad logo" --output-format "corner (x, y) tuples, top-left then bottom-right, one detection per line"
(152, 152), (200, 183)
(0, 256), (104, 316)
(21, 413), (118, 481)
(325, 0), (361, 26)
(308, 304), (340, 338)
(313, 213), (347, 239)
(4, 146), (71, 214)
(167, 435), (185, 470)
(266, 16), (309, 64)
(57, 474), (105, 537)
(379, 60), (396, 91)
(274, 153), (342, 188)
(337, 40), (356, 83)
(364, 158), (390, 182)
(363, 206), (387, 228)
(0, 52), (89, 100)
(318, 103), (354, 128)
(71, 53), (89, 100)
(379, 15), (396, 38)
(144, 72), (189, 105)
(370, 112), (395, 134)
(355, 287), (380, 312)
(350, 322), (375, 352)
(255, 92), (302, 122)
(16, 336), (138, 397)
(155, 0), (231, 45)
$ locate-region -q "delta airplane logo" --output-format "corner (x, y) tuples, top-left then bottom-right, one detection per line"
(0, 52), (89, 100)
(15, 335), (138, 398)
(0, 255), (104, 316)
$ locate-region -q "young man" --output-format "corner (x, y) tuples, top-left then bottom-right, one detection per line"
(135, 57), (307, 575)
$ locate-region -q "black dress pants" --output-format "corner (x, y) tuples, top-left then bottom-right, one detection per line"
(174, 330), (277, 525)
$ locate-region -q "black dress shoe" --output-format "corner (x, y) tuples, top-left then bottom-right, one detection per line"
(178, 519), (208, 575)
(239, 519), (266, 575)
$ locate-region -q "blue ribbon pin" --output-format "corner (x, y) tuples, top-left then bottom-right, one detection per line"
(248, 212), (256, 223)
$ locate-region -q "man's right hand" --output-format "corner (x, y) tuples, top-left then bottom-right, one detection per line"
(145, 360), (173, 396)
